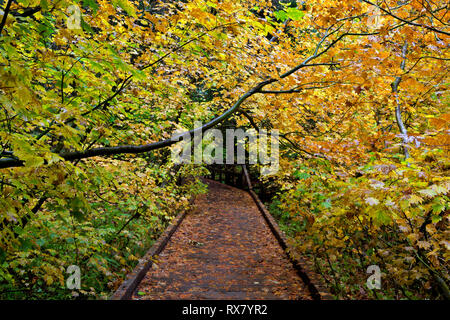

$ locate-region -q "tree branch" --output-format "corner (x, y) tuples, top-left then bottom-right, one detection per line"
(362, 0), (450, 36)
(0, 0), (13, 36)
(0, 26), (377, 169)
(391, 41), (410, 160)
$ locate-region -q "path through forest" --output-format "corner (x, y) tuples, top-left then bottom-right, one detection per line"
(133, 179), (311, 300)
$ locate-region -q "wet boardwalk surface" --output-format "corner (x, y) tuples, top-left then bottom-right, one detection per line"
(133, 179), (311, 300)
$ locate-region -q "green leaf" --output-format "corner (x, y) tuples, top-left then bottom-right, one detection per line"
(432, 202), (445, 214)
(275, 8), (305, 21)
(321, 200), (332, 209)
(0, 247), (6, 264)
(36, 238), (47, 247)
(376, 210), (391, 224)
(113, 0), (137, 17)
(293, 170), (310, 179)
(20, 239), (32, 251)
(83, 0), (99, 13)
(274, 10), (288, 21)
(431, 215), (442, 223)
(286, 8), (305, 20)
(40, 0), (49, 11)
(81, 17), (94, 33)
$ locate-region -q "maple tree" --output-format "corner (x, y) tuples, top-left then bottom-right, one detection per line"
(0, 0), (448, 299)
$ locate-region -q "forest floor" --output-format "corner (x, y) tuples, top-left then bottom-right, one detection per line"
(133, 179), (311, 300)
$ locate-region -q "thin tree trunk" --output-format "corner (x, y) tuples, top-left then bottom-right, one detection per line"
(391, 41), (410, 161)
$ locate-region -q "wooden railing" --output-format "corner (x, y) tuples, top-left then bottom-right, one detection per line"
(205, 164), (262, 196)
(205, 164), (247, 189)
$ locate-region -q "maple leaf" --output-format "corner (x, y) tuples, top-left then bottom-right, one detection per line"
(365, 197), (380, 206)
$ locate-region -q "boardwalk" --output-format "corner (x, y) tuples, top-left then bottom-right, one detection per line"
(133, 179), (311, 300)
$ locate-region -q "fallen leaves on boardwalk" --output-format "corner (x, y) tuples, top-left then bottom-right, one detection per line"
(133, 180), (311, 300)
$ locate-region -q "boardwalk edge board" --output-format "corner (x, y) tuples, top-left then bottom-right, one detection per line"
(242, 166), (333, 301)
(109, 203), (192, 300)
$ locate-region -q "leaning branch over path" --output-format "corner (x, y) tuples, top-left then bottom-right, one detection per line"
(0, 27), (376, 169)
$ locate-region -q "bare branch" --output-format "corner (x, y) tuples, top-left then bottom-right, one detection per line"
(362, 0), (450, 36)
(0, 0), (13, 36)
